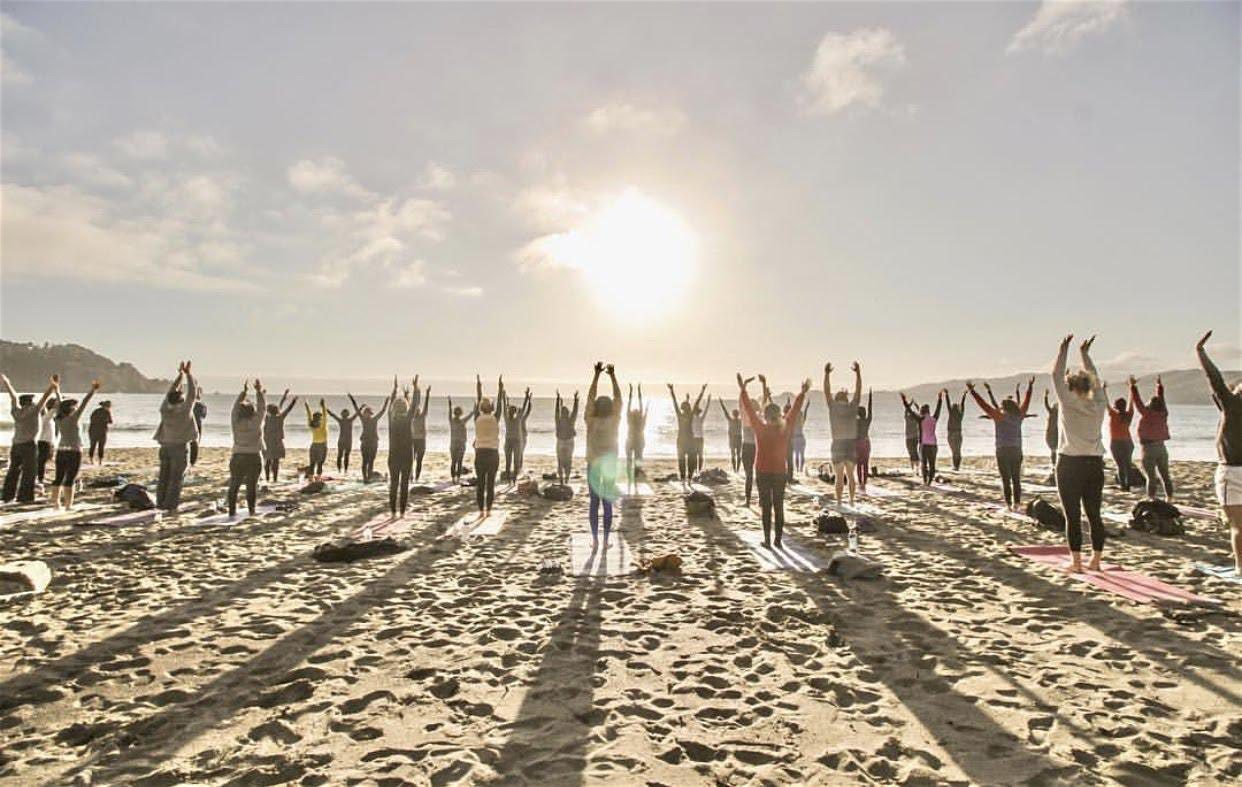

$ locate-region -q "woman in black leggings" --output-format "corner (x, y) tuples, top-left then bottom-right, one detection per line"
(1052, 335), (1108, 573)
(968, 378), (1036, 510)
(472, 375), (504, 516)
(387, 378), (417, 517)
(348, 392), (389, 483)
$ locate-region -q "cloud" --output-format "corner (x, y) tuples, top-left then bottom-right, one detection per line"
(186, 134), (224, 157)
(1008, 0), (1129, 55)
(287, 156), (373, 200)
(308, 197), (450, 288)
(418, 161), (456, 190)
(443, 285), (483, 297)
(798, 28), (906, 116)
(0, 183), (256, 292)
(583, 101), (686, 135)
(0, 12), (41, 86)
(512, 179), (591, 232)
(61, 153), (134, 190)
(1, 52), (30, 85)
(114, 130), (169, 159)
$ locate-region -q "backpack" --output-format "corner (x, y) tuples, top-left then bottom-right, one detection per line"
(1025, 498), (1065, 532)
(541, 484), (574, 502)
(516, 478), (540, 496)
(816, 513), (849, 534)
(114, 483), (154, 511)
(684, 490), (715, 516)
(87, 475), (127, 489)
(1130, 500), (1184, 536)
(299, 480), (326, 495)
(694, 468), (730, 486)
(313, 537), (405, 563)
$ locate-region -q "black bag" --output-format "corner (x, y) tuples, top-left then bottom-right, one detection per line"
(87, 475), (127, 489)
(1130, 500), (1184, 536)
(816, 513), (849, 535)
(299, 480), (326, 495)
(113, 483), (154, 511)
(541, 484), (574, 502)
(694, 468), (730, 485)
(1025, 498), (1065, 532)
(684, 490), (715, 516)
(409, 484), (437, 496)
(313, 537), (406, 563)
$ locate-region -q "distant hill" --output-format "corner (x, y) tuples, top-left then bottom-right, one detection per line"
(898, 368), (1238, 407)
(0, 341), (170, 394)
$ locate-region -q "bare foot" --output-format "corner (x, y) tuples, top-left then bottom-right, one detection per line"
(762, 540), (771, 549)
(1088, 556), (1102, 572)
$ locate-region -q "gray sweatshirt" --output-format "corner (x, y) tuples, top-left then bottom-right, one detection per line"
(154, 374), (199, 446)
(10, 402), (40, 444)
(55, 390), (96, 451)
(1052, 346), (1106, 457)
(231, 389), (266, 455)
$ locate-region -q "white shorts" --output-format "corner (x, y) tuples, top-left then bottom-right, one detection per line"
(1215, 464), (1242, 507)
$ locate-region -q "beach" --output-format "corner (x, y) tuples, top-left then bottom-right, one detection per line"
(0, 448), (1239, 785)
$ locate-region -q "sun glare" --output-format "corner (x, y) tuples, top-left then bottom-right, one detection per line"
(551, 189), (697, 319)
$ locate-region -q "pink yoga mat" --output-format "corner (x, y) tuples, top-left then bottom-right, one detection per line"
(350, 512), (403, 540)
(1009, 545), (1217, 605)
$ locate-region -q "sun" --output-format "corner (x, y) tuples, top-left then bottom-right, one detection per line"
(548, 189), (698, 319)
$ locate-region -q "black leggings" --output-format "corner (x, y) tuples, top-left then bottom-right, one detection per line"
(1110, 440), (1134, 490)
(89, 435), (106, 463)
(919, 444), (938, 485)
(504, 439), (521, 478)
(336, 441), (352, 473)
(1056, 455), (1105, 553)
(475, 448), (499, 512)
(361, 440), (378, 482)
(729, 436), (741, 472)
(996, 446), (1023, 507)
(264, 456), (282, 482)
(413, 438), (426, 481)
(948, 432), (963, 471)
(309, 443), (327, 478)
(36, 441), (52, 483)
(52, 449), (82, 488)
(450, 441), (466, 481)
(228, 453), (261, 516)
(1141, 441), (1173, 499)
(388, 449), (412, 516)
(190, 440), (200, 467)
(742, 443), (756, 503)
(677, 440), (693, 481)
(757, 472), (786, 545)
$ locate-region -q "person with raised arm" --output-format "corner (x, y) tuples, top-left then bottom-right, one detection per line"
(411, 383), (432, 481)
(690, 392), (710, 474)
(1130, 375), (1174, 500)
(584, 363), (623, 547)
(1196, 331), (1242, 571)
(1052, 334), (1108, 573)
(472, 374), (504, 516)
(668, 383), (706, 489)
(190, 392), (207, 467)
(738, 373), (809, 549)
(719, 397), (743, 473)
(348, 390), (389, 483)
(945, 390), (968, 471)
(304, 399), (330, 479)
(227, 380), (266, 518)
(152, 362), (198, 512)
(855, 389), (874, 494)
(1101, 381), (1135, 491)
(263, 389), (299, 482)
(516, 387), (534, 478)
(50, 378), (99, 509)
(902, 398), (921, 474)
(447, 395), (472, 483)
(2, 374), (58, 503)
(87, 399), (113, 465)
(625, 384), (649, 492)
(902, 390), (943, 485)
(328, 403), (357, 475)
(968, 377), (1036, 511)
(500, 383), (524, 481)
(1043, 389), (1059, 469)
(36, 389), (60, 485)
(791, 394), (810, 477)
(387, 377), (417, 517)
(736, 375), (761, 505)
(824, 362), (863, 505)
(554, 389), (580, 485)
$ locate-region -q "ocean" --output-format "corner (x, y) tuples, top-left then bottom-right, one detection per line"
(2, 393), (1224, 463)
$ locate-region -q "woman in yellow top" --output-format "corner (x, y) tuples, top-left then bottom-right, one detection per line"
(305, 399), (330, 478)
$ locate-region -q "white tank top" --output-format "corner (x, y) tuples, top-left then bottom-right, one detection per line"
(474, 416), (499, 450)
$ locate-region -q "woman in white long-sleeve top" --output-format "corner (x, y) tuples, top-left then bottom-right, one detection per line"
(1052, 335), (1108, 573)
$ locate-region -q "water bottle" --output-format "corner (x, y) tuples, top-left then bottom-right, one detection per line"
(847, 520), (859, 553)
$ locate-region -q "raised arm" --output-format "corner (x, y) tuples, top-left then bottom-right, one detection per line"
(1020, 376), (1034, 414)
(822, 363), (832, 406)
(475, 374), (483, 407)
(1197, 331), (1235, 404)
(1052, 335), (1072, 402)
(281, 396), (299, 419)
(234, 381), (248, 415)
(983, 382), (1000, 411)
(784, 380), (811, 431)
(586, 364), (603, 417)
(606, 365), (621, 405)
(703, 393), (713, 418)
(183, 363), (197, 406)
(1129, 376), (1148, 415)
(570, 391), (580, 422)
(718, 398), (731, 420)
(304, 401), (312, 423)
(422, 386), (432, 417)
(851, 362), (862, 406)
(967, 382), (1000, 419)
(737, 375), (761, 431)
(900, 394), (919, 419)
(327, 407), (342, 423)
(932, 390), (944, 420)
(1044, 389), (1053, 413)
(1079, 336), (1102, 395)
(73, 380), (99, 418)
(693, 383), (707, 413)
(666, 383), (679, 411)
(348, 393), (362, 415)
(255, 383), (266, 416)
(865, 389), (874, 422)
(0, 374), (16, 407)
(758, 374), (772, 405)
(637, 383), (644, 412)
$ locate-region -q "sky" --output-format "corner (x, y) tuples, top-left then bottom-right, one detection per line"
(1, 1), (1238, 392)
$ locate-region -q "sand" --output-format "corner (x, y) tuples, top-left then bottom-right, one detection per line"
(0, 447), (1238, 785)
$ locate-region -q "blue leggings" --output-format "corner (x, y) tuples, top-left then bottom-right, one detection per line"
(589, 489), (613, 539)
